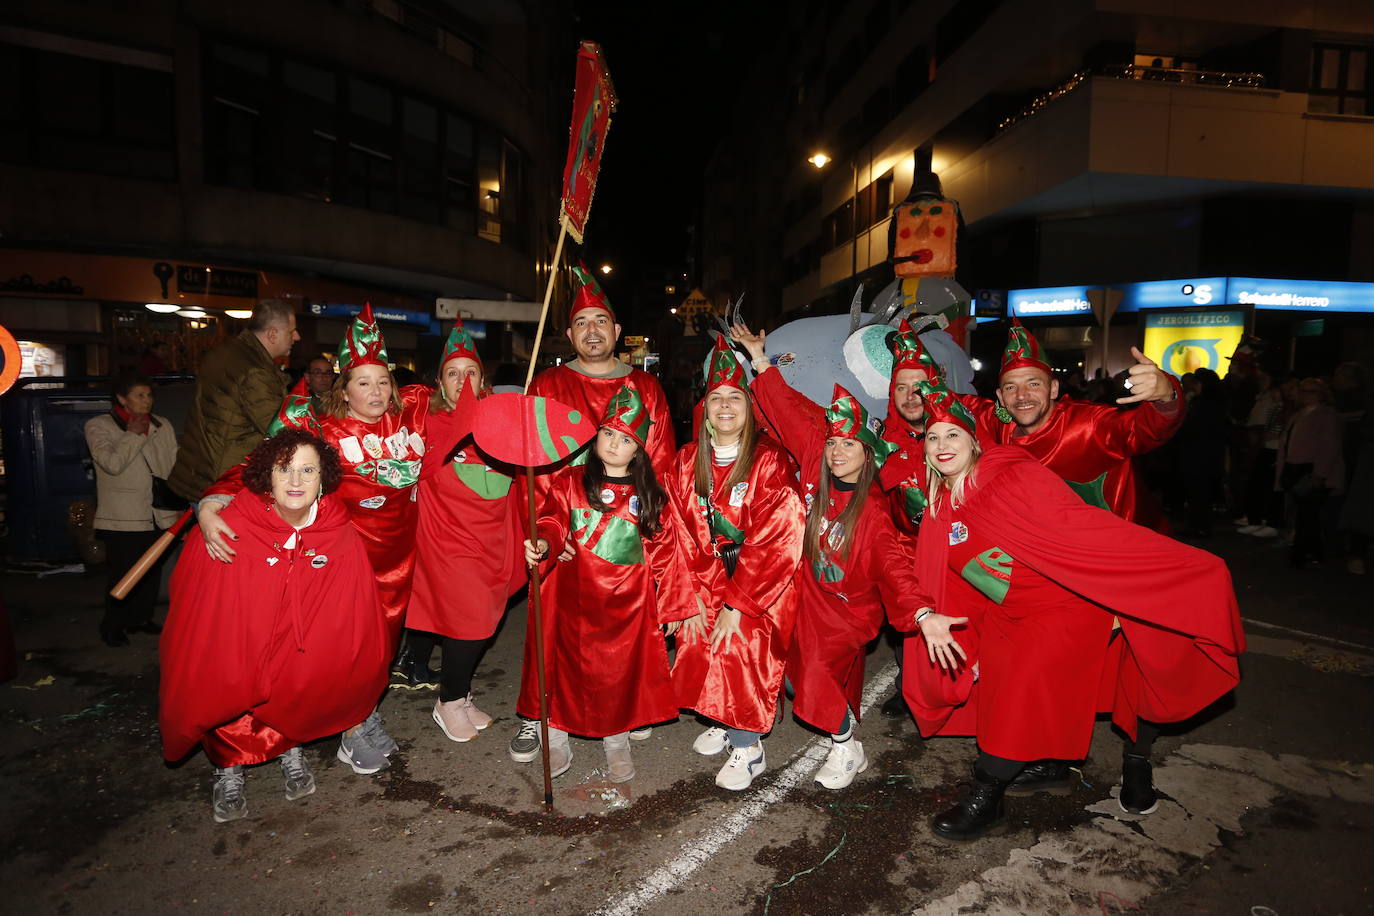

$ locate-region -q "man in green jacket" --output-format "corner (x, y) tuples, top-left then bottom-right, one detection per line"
(168, 300), (299, 501)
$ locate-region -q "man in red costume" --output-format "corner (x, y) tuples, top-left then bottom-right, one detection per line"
(509, 265), (675, 762)
(950, 319), (1185, 812)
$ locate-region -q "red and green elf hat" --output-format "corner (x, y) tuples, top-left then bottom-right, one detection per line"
(569, 263), (615, 322)
(267, 376), (321, 437)
(602, 383), (653, 448)
(888, 316), (942, 379)
(440, 318), (481, 370)
(917, 379), (978, 436)
(826, 383), (898, 466)
(337, 303), (389, 375)
(1000, 318), (1051, 377)
(704, 332), (747, 394)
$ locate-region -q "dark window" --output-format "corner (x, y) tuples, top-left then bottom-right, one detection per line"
(935, 0), (1003, 64)
(874, 169), (894, 219)
(862, 86), (890, 136)
(205, 43), (270, 188)
(825, 38), (863, 106)
(443, 113), (476, 232)
(476, 129), (502, 242)
(822, 198), (854, 251)
(281, 59), (338, 201)
(864, 2), (891, 48)
(399, 97), (440, 222)
(0, 41), (175, 181)
(1310, 44), (1371, 115)
(894, 45), (930, 108)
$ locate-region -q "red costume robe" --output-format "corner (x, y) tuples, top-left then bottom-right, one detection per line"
(408, 404), (526, 641)
(205, 386), (449, 645)
(514, 469), (682, 737)
(878, 421), (930, 537)
(159, 494), (390, 765)
(666, 436), (805, 734)
(899, 448), (1244, 756)
(960, 385), (1183, 532)
(751, 369), (924, 734)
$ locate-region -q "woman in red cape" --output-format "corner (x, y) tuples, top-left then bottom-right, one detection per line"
(732, 323), (924, 791)
(409, 321), (525, 742)
(159, 429), (389, 823)
(667, 335), (805, 792)
(901, 381), (1244, 841)
(519, 384), (686, 783)
(197, 305), (465, 775)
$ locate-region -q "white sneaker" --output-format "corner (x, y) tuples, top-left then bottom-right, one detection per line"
(1251, 526), (1279, 538)
(548, 728), (572, 779)
(629, 726), (654, 741)
(715, 742), (766, 791)
(693, 726), (729, 756)
(1236, 524), (1261, 534)
(815, 740), (868, 789)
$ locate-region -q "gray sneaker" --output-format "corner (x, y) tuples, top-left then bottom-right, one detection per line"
(212, 765), (247, 823)
(359, 710), (398, 756)
(508, 718), (540, 762)
(337, 730), (390, 775)
(279, 747), (316, 801)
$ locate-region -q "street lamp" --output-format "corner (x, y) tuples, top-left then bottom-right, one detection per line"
(808, 152), (831, 169)
(599, 264), (613, 275)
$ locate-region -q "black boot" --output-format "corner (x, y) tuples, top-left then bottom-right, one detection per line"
(932, 767), (1009, 841)
(1119, 753), (1159, 814)
(390, 644), (413, 678)
(1005, 759), (1074, 797)
(880, 692), (907, 719)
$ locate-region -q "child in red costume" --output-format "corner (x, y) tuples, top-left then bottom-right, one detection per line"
(666, 335), (805, 791)
(520, 384), (686, 783)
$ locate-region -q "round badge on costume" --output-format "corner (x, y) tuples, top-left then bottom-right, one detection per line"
(311, 555), (328, 569)
(628, 495), (640, 516)
(359, 495), (387, 509)
(600, 488), (615, 505)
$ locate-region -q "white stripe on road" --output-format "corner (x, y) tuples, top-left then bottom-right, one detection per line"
(593, 661), (900, 916)
(1242, 616), (1374, 653)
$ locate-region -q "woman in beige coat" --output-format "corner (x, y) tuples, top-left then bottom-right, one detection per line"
(84, 373), (180, 646)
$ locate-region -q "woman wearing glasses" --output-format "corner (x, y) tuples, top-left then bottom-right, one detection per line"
(159, 428), (390, 823)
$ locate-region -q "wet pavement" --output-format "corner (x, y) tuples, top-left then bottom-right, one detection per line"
(2, 527), (1371, 915)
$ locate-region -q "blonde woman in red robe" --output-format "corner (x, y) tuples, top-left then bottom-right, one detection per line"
(197, 306), (461, 775)
(409, 321), (525, 742)
(666, 335), (805, 791)
(520, 384), (685, 782)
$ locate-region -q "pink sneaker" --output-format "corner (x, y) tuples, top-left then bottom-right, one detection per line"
(456, 694), (492, 730)
(433, 699), (478, 742)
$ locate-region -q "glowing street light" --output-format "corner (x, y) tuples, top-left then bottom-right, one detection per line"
(599, 264), (613, 275)
(807, 152), (831, 169)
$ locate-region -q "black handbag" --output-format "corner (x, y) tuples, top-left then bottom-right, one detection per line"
(151, 475), (190, 512)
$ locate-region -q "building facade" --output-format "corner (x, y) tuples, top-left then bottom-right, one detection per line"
(0, 0), (565, 377)
(702, 0), (1374, 376)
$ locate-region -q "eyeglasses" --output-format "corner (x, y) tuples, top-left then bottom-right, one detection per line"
(272, 465), (320, 480)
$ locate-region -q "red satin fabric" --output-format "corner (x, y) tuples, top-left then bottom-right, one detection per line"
(408, 406), (526, 640)
(878, 422), (930, 537)
(902, 448), (1244, 752)
(666, 437), (804, 734)
(158, 494), (389, 765)
(751, 369), (924, 734)
(514, 469), (680, 736)
(960, 387), (1183, 531)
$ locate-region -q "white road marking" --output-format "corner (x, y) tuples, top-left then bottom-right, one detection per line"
(911, 743), (1374, 915)
(593, 662), (899, 916)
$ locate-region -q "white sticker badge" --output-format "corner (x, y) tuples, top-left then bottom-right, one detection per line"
(338, 436), (365, 464)
(628, 495), (640, 517)
(728, 482), (749, 507)
(600, 488), (616, 506)
(359, 495), (387, 510)
(311, 555), (328, 569)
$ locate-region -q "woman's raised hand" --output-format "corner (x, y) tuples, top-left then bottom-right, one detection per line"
(728, 322), (766, 363)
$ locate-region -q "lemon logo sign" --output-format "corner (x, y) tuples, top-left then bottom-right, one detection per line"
(1143, 309), (1246, 379)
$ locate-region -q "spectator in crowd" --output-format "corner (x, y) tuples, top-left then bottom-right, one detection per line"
(1175, 367), (1229, 538)
(1277, 378), (1345, 568)
(85, 373), (181, 646)
(1237, 369), (1287, 538)
(305, 357), (335, 412)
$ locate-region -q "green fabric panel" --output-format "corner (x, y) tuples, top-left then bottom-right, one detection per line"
(571, 507), (644, 566)
(1065, 472), (1111, 511)
(959, 546), (1014, 604)
(698, 496), (746, 545)
(811, 555), (846, 583)
(903, 484), (928, 519)
(451, 461), (513, 499)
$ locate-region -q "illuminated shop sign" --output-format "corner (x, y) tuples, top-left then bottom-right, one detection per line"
(309, 302), (440, 332)
(1009, 277), (1374, 317)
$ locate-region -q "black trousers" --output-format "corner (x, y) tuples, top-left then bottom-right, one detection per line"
(406, 629), (489, 702)
(99, 529), (165, 631)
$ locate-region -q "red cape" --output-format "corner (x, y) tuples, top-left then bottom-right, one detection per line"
(902, 447), (1244, 743)
(159, 494), (389, 765)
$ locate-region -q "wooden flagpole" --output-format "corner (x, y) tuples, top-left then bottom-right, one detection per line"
(109, 508), (193, 600)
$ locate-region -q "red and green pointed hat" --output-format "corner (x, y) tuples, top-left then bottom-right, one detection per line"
(705, 332), (747, 394)
(440, 318), (481, 370)
(267, 376), (321, 437)
(569, 263), (615, 322)
(917, 379), (978, 436)
(1000, 318), (1051, 377)
(888, 317), (941, 379)
(337, 303), (389, 375)
(826, 383), (898, 466)
(601, 383), (653, 448)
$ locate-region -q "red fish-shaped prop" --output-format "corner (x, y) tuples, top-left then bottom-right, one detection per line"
(472, 393), (596, 468)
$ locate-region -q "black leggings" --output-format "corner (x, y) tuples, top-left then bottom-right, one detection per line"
(439, 637), (488, 702)
(975, 720), (1161, 781)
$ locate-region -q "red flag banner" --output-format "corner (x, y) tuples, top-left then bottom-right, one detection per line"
(559, 41), (618, 244)
(471, 393), (597, 468)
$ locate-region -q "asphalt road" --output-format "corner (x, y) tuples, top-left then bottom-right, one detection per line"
(2, 527), (1371, 915)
